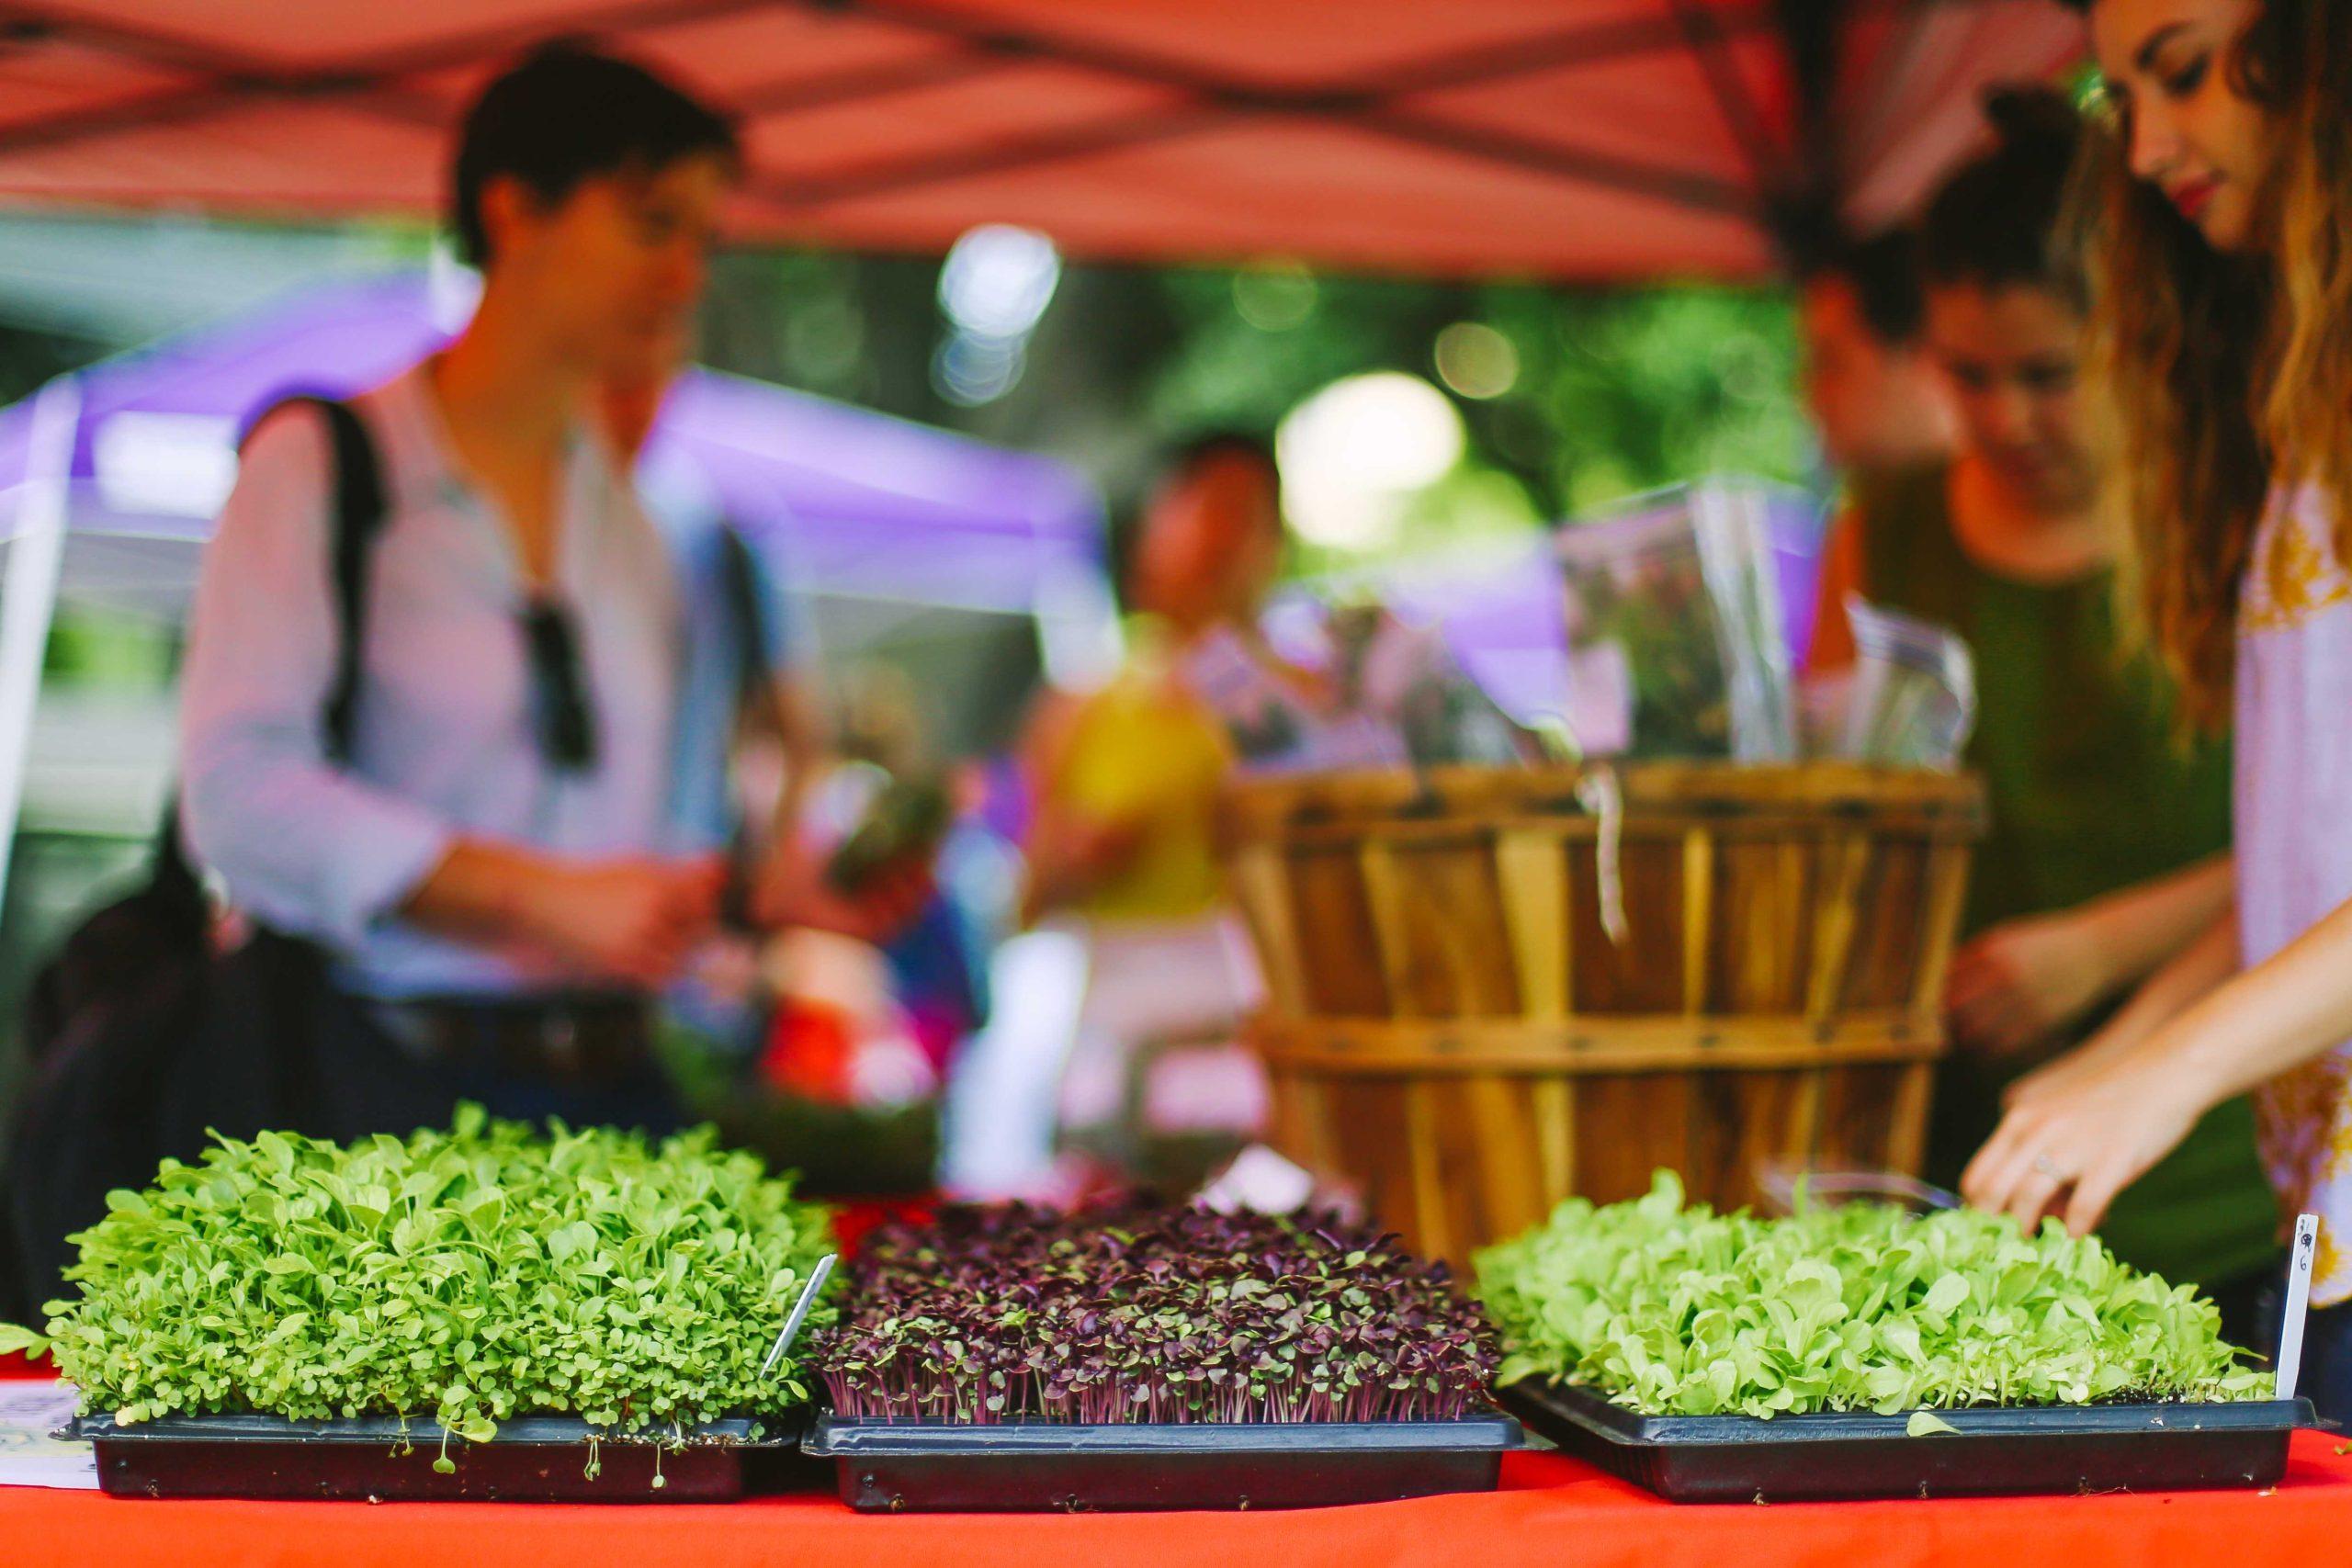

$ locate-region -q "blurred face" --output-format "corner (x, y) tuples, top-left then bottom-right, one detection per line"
(1132, 451), (1283, 629)
(2091, 0), (2269, 253)
(598, 320), (690, 460)
(1925, 282), (2097, 513)
(1801, 276), (1944, 470)
(481, 150), (732, 375)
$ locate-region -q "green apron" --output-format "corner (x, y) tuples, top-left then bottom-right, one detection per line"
(1851, 461), (2277, 1289)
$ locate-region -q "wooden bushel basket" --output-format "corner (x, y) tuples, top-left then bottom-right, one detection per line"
(1219, 763), (1987, 1269)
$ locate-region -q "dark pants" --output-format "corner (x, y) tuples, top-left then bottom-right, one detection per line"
(2298, 1303), (2352, 1427)
(2209, 1265), (2283, 1356)
(2251, 1274), (2352, 1427)
(306, 987), (684, 1144)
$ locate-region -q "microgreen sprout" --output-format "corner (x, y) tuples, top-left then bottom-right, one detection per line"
(1476, 1172), (2268, 1418)
(33, 1106), (837, 1446)
(813, 1203), (1496, 1424)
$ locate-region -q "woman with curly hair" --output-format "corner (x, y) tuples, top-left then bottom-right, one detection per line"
(1810, 87), (2271, 1312)
(1962, 0), (2352, 1410)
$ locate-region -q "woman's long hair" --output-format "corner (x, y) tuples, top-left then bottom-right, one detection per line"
(2083, 0), (2352, 728)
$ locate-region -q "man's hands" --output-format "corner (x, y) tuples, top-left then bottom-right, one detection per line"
(520, 856), (726, 987)
(405, 841), (722, 988)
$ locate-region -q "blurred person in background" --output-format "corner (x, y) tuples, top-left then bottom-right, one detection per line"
(820, 662), (998, 1082)
(1013, 434), (1316, 1184)
(1800, 227), (1960, 482)
(1808, 87), (2273, 1317)
(180, 44), (756, 1139)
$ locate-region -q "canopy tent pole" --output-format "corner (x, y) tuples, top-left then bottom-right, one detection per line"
(1770, 0), (1850, 270)
(0, 374), (83, 908)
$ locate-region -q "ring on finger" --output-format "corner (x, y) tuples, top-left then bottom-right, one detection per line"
(2031, 1153), (2067, 1181)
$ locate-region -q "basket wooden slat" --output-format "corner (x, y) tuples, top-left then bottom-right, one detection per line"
(1221, 762), (1986, 1269)
(1495, 829), (1570, 1021)
(1247, 1013), (1941, 1071)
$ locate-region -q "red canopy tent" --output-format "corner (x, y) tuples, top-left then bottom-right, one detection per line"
(0, 0), (2080, 281)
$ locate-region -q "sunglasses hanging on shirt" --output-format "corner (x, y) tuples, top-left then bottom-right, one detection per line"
(520, 596), (598, 773)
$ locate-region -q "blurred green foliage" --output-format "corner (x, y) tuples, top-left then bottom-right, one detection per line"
(42, 611), (177, 690)
(703, 251), (1811, 572)
(1, 239), (1809, 684)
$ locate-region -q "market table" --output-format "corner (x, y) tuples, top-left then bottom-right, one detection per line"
(6, 1434), (2352, 1568)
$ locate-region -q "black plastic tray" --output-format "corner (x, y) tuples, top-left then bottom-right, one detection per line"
(1502, 1378), (2313, 1503)
(805, 1414), (1521, 1512)
(72, 1409), (808, 1502)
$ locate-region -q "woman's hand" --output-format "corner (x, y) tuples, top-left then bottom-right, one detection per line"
(2000, 1027), (2134, 1108)
(1961, 1040), (2215, 1238)
(1062, 817), (1148, 882)
(2001, 908), (2245, 1108)
(1018, 813), (1147, 926)
(1946, 910), (2116, 1056)
(1970, 891), (2352, 1239)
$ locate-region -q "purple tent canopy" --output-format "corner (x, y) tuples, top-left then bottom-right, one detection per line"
(0, 268), (1107, 620)
(651, 370), (1102, 617)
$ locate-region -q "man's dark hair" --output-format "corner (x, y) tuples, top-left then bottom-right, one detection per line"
(451, 40), (740, 268)
(1918, 86), (2087, 310)
(1810, 229), (1928, 345)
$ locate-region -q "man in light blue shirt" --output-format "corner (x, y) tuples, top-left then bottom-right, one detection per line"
(179, 45), (750, 1134)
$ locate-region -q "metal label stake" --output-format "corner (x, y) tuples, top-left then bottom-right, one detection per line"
(2276, 1214), (2320, 1402)
(760, 1252), (836, 1382)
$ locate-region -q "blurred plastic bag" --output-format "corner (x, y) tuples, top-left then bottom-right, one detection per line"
(1184, 629), (1347, 771)
(1755, 1160), (1962, 1217)
(1322, 603), (1545, 767)
(1554, 482), (1796, 761)
(1187, 600), (1544, 775)
(1829, 597), (1977, 767)
(1195, 1144), (1367, 1224)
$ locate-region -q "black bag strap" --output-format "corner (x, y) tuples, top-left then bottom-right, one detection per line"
(277, 395), (390, 766)
(145, 804), (208, 923)
(714, 523), (776, 725)
(713, 524), (778, 932)
(156, 396), (387, 882)
(231, 397), (386, 1120)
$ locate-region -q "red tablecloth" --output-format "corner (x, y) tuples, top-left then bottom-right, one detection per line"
(7, 1434), (2352, 1568)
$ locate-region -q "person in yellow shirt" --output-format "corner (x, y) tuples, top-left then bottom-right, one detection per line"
(1028, 667), (1235, 927)
(1018, 433), (1311, 1171)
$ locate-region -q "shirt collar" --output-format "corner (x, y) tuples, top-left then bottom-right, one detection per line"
(373, 357), (611, 513)
(368, 360), (471, 513)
